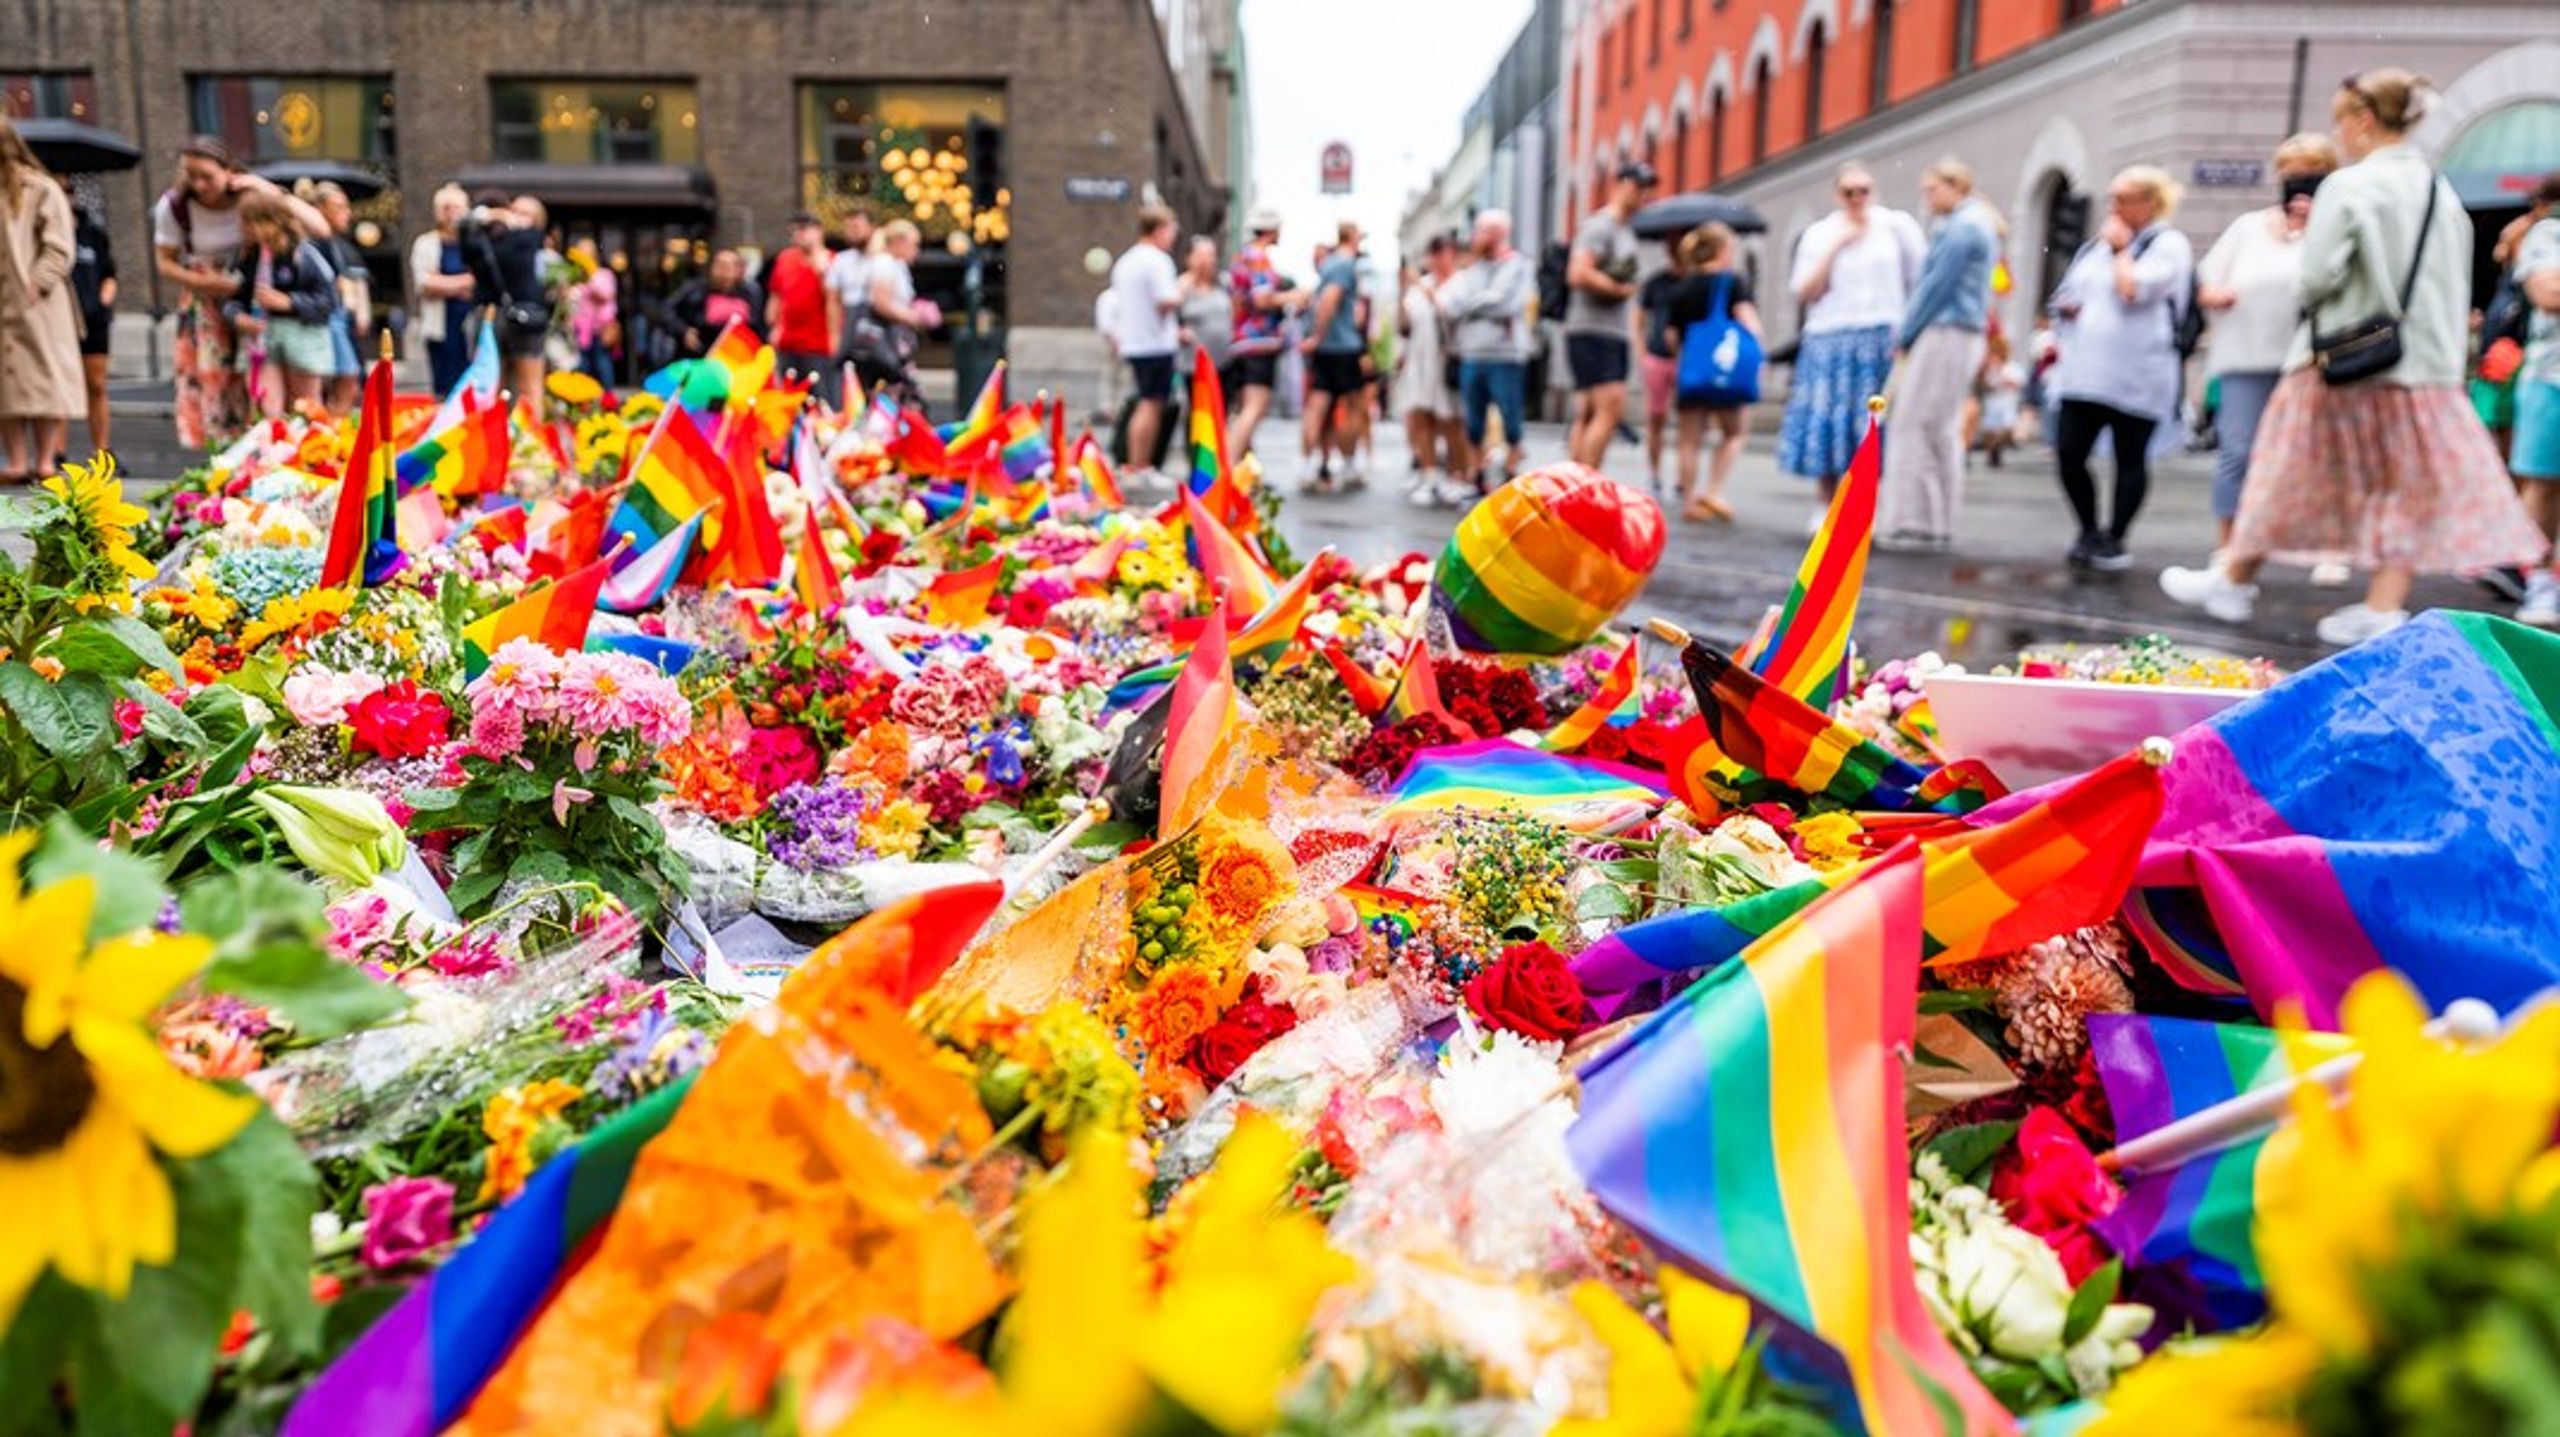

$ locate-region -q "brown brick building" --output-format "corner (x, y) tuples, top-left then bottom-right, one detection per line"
(6, 0), (1244, 406)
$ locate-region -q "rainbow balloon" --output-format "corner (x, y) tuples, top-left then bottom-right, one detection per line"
(1433, 464), (1665, 655)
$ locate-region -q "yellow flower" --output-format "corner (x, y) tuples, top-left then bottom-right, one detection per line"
(149, 575), (240, 631)
(239, 588), (356, 652)
(619, 391), (665, 426)
(2085, 1329), (2321, 1437)
(545, 370), (603, 407)
(478, 1078), (584, 1203)
(1553, 1270), (1751, 1437)
(42, 453), (156, 585)
(1790, 812), (1866, 871)
(0, 830), (258, 1328)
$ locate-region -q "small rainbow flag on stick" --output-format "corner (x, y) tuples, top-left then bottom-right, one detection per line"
(1073, 432), (1125, 509)
(1186, 356), (1254, 532)
(1569, 845), (2015, 1437)
(921, 556), (1002, 628)
(793, 509), (845, 616)
(1382, 638), (1456, 729)
(460, 550), (614, 678)
(942, 360), (1007, 469)
(320, 357), (401, 589)
(1681, 639), (2000, 815)
(1181, 486), (1277, 623)
(1158, 586), (1237, 840)
(1323, 644), (1395, 718)
(1748, 402), (1881, 707)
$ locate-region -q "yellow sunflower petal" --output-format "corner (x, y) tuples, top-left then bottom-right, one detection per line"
(1565, 1279), (1691, 1437)
(74, 932), (214, 1024)
(11, 877), (98, 1044)
(0, 1153), (69, 1327)
(1661, 1268), (1752, 1379)
(74, 1017), (259, 1159)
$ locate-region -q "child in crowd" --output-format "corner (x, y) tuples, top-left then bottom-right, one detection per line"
(224, 190), (341, 417)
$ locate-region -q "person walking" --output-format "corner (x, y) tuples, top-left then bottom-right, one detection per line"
(68, 194), (115, 459)
(1224, 209), (1301, 468)
(1176, 231), (1231, 442)
(1445, 209), (1536, 495)
(152, 137), (325, 448)
(2045, 165), (2194, 571)
(1635, 241), (1686, 494)
(1779, 162), (1926, 512)
(823, 206), (875, 394)
(224, 190), (342, 418)
(0, 116), (83, 482)
(1301, 220), (1369, 492)
(2504, 175), (2560, 623)
(669, 247), (761, 356)
(1663, 223), (1763, 522)
(410, 183), (478, 395)
(1878, 159), (2001, 551)
(848, 219), (934, 409)
(2191, 134), (2342, 560)
(1565, 161), (1655, 471)
(1106, 206), (1182, 490)
(765, 211), (834, 404)
(2164, 69), (2545, 646)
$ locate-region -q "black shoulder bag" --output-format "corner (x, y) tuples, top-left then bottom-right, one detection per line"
(2310, 172), (2437, 387)
(471, 224), (550, 335)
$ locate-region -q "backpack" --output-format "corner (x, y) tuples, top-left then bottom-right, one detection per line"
(1535, 241), (1571, 325)
(2131, 228), (2206, 359)
(1675, 274), (1762, 407)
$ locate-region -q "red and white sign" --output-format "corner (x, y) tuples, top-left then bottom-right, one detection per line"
(1320, 141), (1354, 195)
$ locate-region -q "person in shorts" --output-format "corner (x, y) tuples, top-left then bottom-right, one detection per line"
(1301, 220), (1369, 491)
(1106, 205), (1183, 489)
(1225, 210), (1301, 467)
(2508, 174), (2560, 624)
(1566, 161), (1655, 470)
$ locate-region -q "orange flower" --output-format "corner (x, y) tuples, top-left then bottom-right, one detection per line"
(1196, 824), (1294, 939)
(829, 719), (912, 792)
(479, 1078), (583, 1204)
(1130, 965), (1223, 1065)
(160, 1019), (264, 1080)
(668, 734), (764, 823)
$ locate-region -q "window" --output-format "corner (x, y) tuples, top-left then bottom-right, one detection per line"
(189, 75), (395, 165)
(489, 81), (698, 166)
(1708, 91), (1727, 182)
(1679, 0), (1695, 37)
(1, 73), (97, 121)
(1804, 24), (1828, 140)
(1750, 58), (1772, 163)
(1649, 0), (1663, 62)
(1869, 0), (1895, 110)
(1670, 112), (1689, 190)
(1621, 18), (1636, 85)
(797, 82), (1008, 250)
(1953, 0), (1980, 75)
(1597, 32), (1612, 104)
(2062, 0), (2095, 21)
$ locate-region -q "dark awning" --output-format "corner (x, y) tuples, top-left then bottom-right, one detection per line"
(255, 159), (390, 200)
(17, 118), (143, 175)
(451, 163), (716, 214)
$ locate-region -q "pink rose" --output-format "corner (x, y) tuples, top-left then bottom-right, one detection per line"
(282, 669), (387, 727)
(359, 1176), (456, 1271)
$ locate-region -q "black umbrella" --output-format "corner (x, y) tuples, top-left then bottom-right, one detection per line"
(15, 118), (142, 175)
(1631, 192), (1768, 240)
(254, 159), (388, 199)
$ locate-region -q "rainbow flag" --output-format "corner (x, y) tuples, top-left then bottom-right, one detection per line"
(1541, 640), (1641, 753)
(695, 417), (785, 588)
(1750, 409), (1879, 707)
(1384, 738), (1667, 823)
(1185, 356), (1253, 532)
(1071, 531), (1129, 597)
(2089, 1014), (2356, 1328)
(1180, 486), (1277, 624)
(941, 360), (1007, 468)
(460, 553), (613, 678)
(865, 386), (950, 475)
(987, 479), (1052, 528)
(1338, 881), (1430, 943)
(1046, 393), (1067, 485)
(1574, 748), (2163, 1021)
(395, 390), (509, 498)
(921, 556), (1002, 628)
(1682, 641), (2000, 815)
(677, 321), (777, 415)
(1382, 638), (1455, 729)
(1158, 591), (1236, 840)
(793, 509), (845, 616)
(993, 404), (1051, 486)
(1072, 432), (1125, 508)
(588, 632), (696, 677)
(428, 318), (500, 438)
(1323, 644), (1396, 718)
(607, 407), (722, 565)
(1227, 549), (1327, 665)
(466, 501), (529, 556)
(1568, 845), (2013, 1437)
(320, 358), (401, 589)
(2120, 611), (2560, 1027)
(284, 1076), (690, 1437)
(597, 510), (700, 615)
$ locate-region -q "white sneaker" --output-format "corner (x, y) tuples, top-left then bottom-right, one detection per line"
(1296, 457), (1324, 487)
(1433, 477), (1480, 509)
(2159, 564), (2258, 624)
(2314, 603), (2410, 647)
(1406, 467), (1439, 496)
(1483, 444), (1510, 482)
(1339, 463), (1369, 491)
(1407, 481), (1442, 509)
(2521, 573), (2560, 627)
(2308, 560), (2353, 588)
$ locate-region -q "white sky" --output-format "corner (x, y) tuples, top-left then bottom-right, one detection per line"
(1240, 0), (1535, 284)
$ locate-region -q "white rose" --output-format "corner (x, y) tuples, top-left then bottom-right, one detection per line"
(1946, 1221), (2072, 1360)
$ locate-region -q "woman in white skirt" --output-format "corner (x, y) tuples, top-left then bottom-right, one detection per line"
(1395, 236), (1470, 506)
(2163, 69), (2545, 646)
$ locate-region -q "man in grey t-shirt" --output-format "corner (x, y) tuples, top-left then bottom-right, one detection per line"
(1567, 161), (1655, 470)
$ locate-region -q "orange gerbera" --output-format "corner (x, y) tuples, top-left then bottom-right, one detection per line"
(668, 734), (764, 823)
(1129, 965), (1222, 1066)
(1196, 822), (1294, 940)
(830, 720), (912, 792)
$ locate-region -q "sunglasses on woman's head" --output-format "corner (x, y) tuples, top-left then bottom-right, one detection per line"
(1840, 186), (1871, 198)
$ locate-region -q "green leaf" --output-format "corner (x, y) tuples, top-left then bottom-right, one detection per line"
(25, 815), (167, 940)
(2061, 1258), (2122, 1348)
(0, 661), (111, 759)
(0, 1276), (79, 1435)
(1594, 857), (1661, 884)
(126, 680), (206, 751)
(400, 784), (462, 815)
(1920, 1119), (2020, 1187)
(1918, 987), (1999, 1015)
(194, 725), (260, 793)
(179, 863), (325, 956)
(42, 615), (180, 680)
(447, 865), (506, 918)
(184, 683), (252, 751)
(1074, 819), (1143, 854)
(201, 1111), (325, 1361)
(205, 940), (406, 1041)
(512, 847), (574, 887)
(1575, 883), (1639, 921)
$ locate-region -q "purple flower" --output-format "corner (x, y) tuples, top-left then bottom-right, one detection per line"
(359, 1176), (455, 1270)
(592, 1007), (711, 1103)
(765, 778), (877, 872)
(1307, 935), (1360, 974)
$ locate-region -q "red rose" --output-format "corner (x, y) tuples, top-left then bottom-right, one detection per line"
(1450, 697), (1502, 741)
(1581, 726), (1632, 762)
(348, 680), (452, 760)
(1191, 1000), (1297, 1085)
(1989, 1105), (2123, 1283)
(1004, 589), (1055, 630)
(1463, 940), (1590, 1042)
(857, 530), (904, 574)
(1624, 719), (1674, 765)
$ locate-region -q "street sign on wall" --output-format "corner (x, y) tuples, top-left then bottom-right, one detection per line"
(1320, 141), (1353, 195)
(2191, 159), (2265, 188)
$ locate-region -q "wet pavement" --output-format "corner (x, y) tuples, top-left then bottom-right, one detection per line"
(1255, 417), (2504, 673)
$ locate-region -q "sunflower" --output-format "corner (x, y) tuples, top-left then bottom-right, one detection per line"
(41, 453), (156, 588)
(545, 370), (604, 407)
(0, 830), (259, 1328)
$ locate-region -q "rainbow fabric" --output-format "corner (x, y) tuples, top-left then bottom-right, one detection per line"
(993, 404), (1051, 486)
(1338, 881), (1430, 943)
(320, 358), (402, 589)
(675, 322), (777, 415)
(697, 417), (786, 588)
(1569, 846), (2011, 1436)
(1071, 530), (1129, 596)
(1541, 639), (1641, 752)
(941, 360), (1007, 467)
(607, 408), (723, 569)
(394, 390), (509, 499)
(2088, 1014), (2356, 1327)
(988, 479), (1052, 528)
(1683, 641), (2000, 814)
(285, 1077), (692, 1437)
(1185, 357), (1254, 532)
(588, 632), (696, 677)
(1181, 486), (1277, 624)
(1382, 638), (1453, 728)
(1073, 433), (1125, 508)
(1433, 465), (1666, 656)
(1384, 738), (1667, 822)
(1751, 411), (1878, 706)
(1158, 594), (1236, 840)
(922, 556), (1002, 628)
(428, 318), (499, 438)
(1323, 644), (1395, 717)
(793, 508), (844, 616)
(2105, 611), (2560, 1026)
(1226, 550), (1326, 665)
(460, 552), (612, 678)
(1574, 749), (2162, 1020)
